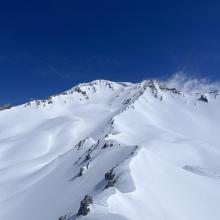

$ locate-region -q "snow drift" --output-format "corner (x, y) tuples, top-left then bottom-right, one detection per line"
(0, 79), (220, 220)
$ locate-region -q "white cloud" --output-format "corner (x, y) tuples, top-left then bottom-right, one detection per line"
(166, 72), (220, 93)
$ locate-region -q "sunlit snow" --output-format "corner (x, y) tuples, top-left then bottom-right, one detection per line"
(0, 79), (220, 220)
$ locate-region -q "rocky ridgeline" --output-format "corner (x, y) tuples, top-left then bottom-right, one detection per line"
(0, 103), (12, 111)
(18, 79), (220, 111)
(23, 81), (117, 109)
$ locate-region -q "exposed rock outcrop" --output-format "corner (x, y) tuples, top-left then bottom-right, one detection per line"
(0, 103), (12, 110)
(77, 195), (93, 216)
(198, 95), (208, 103)
(104, 169), (117, 189)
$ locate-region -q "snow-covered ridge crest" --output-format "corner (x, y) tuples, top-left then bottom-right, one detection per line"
(31, 77), (220, 109)
(0, 78), (220, 220)
(2, 77), (219, 111)
(2, 79), (182, 111)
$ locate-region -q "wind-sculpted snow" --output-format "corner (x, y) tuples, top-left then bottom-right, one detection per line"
(0, 79), (220, 220)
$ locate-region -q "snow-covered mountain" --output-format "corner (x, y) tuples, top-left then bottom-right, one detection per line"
(1, 79), (220, 220)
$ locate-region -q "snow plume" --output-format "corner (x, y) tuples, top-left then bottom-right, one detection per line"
(166, 72), (220, 93)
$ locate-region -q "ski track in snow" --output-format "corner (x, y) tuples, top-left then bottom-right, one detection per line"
(0, 80), (220, 220)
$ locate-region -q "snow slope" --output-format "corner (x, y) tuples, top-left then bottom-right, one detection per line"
(0, 79), (220, 220)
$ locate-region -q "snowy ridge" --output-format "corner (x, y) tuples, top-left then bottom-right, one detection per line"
(0, 80), (220, 220)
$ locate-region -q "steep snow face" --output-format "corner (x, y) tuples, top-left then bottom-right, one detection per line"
(0, 80), (220, 220)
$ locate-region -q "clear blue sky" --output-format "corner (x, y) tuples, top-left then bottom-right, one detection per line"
(0, 0), (220, 105)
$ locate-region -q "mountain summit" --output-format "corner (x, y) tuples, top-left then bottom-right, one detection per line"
(0, 80), (220, 220)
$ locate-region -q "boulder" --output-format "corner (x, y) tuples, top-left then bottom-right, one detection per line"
(77, 195), (93, 216)
(105, 169), (115, 181)
(104, 169), (117, 189)
(198, 95), (208, 103)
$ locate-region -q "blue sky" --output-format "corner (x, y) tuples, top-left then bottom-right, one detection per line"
(0, 0), (220, 105)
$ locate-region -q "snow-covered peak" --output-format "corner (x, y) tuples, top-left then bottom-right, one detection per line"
(3, 79), (217, 112)
(73, 79), (132, 90)
(1, 79), (220, 220)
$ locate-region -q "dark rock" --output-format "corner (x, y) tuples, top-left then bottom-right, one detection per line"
(84, 154), (91, 162)
(36, 100), (41, 106)
(58, 215), (67, 220)
(104, 169), (118, 189)
(0, 103), (12, 110)
(75, 87), (86, 95)
(105, 179), (116, 189)
(75, 139), (87, 150)
(78, 164), (89, 177)
(75, 87), (81, 93)
(102, 143), (113, 149)
(198, 95), (208, 103)
(81, 91), (87, 96)
(102, 143), (108, 149)
(160, 86), (181, 95)
(77, 195), (93, 216)
(78, 167), (85, 177)
(25, 102), (31, 107)
(105, 169), (115, 181)
(123, 98), (131, 105)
